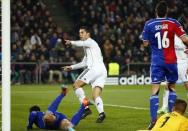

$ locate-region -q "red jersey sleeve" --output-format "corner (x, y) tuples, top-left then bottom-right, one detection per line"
(174, 20), (186, 37)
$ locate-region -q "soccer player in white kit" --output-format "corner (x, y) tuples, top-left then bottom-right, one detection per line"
(63, 26), (107, 123)
(158, 35), (188, 114)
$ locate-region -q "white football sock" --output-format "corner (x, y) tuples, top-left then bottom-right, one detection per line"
(95, 96), (104, 114)
(75, 88), (85, 104)
(162, 89), (169, 109)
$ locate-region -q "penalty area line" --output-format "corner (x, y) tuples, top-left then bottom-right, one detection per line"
(9, 103), (149, 110)
(8, 103), (188, 113)
(104, 104), (149, 110)
(105, 104), (188, 114)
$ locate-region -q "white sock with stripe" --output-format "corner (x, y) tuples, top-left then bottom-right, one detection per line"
(75, 88), (85, 104)
(95, 96), (104, 114)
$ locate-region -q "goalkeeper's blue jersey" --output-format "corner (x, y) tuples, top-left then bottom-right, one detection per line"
(27, 111), (67, 130)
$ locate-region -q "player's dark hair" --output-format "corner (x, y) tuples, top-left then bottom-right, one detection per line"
(80, 26), (91, 34)
(29, 105), (41, 112)
(174, 99), (187, 114)
(155, 1), (168, 17)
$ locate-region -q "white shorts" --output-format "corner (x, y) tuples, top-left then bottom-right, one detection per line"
(77, 66), (107, 88)
(177, 62), (188, 83)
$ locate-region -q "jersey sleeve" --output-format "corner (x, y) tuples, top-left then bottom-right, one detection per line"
(27, 112), (37, 129)
(142, 22), (150, 41)
(71, 40), (93, 47)
(71, 56), (87, 70)
(174, 20), (186, 37)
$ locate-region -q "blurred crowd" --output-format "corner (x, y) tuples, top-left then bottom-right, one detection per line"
(62, 0), (188, 75)
(10, 0), (188, 84)
(11, 0), (77, 84)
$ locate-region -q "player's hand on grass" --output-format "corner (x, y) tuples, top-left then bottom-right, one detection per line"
(62, 66), (72, 71)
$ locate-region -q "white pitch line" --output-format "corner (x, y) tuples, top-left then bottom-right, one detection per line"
(8, 103), (149, 110)
(104, 104), (149, 110)
(8, 103), (188, 114)
(6, 90), (188, 112)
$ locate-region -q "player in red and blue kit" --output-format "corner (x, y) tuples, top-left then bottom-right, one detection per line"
(142, 1), (188, 129)
(27, 85), (93, 131)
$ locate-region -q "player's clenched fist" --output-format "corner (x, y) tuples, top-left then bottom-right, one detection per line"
(184, 48), (188, 54)
(62, 66), (72, 71)
(64, 40), (71, 46)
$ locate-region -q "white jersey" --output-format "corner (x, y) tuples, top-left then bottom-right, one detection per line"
(175, 35), (188, 83)
(70, 38), (107, 88)
(175, 35), (188, 64)
(70, 38), (105, 70)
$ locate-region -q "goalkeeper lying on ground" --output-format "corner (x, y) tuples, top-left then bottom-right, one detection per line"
(27, 85), (93, 131)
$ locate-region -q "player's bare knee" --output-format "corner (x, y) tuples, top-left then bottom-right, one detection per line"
(92, 91), (97, 100)
(92, 88), (101, 100)
(152, 88), (160, 95)
(152, 84), (160, 95)
(73, 83), (77, 90)
(167, 83), (175, 90)
(168, 87), (175, 92)
(73, 82), (80, 90)
(73, 80), (85, 90)
(92, 94), (98, 100)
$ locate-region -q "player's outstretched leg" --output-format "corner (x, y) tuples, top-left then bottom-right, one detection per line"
(61, 84), (68, 95)
(71, 98), (94, 126)
(73, 80), (92, 119)
(74, 80), (86, 103)
(81, 107), (92, 119)
(47, 84), (68, 112)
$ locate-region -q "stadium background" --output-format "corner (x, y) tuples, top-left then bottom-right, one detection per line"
(9, 0), (188, 130)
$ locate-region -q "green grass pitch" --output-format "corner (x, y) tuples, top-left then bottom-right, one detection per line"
(11, 84), (188, 131)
